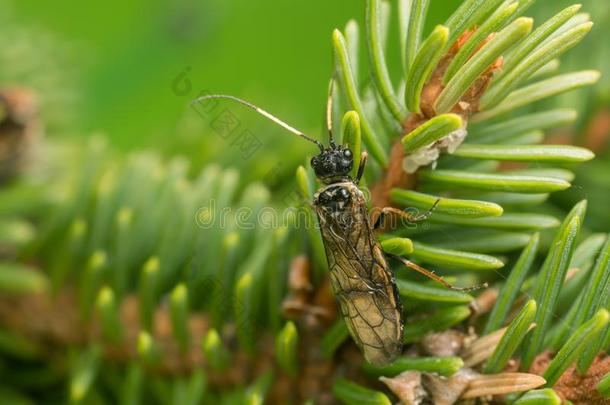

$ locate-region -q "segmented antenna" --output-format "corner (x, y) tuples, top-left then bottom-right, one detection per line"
(326, 79), (336, 147)
(192, 94), (325, 151)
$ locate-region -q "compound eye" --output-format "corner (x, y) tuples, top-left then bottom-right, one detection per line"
(311, 156), (318, 167)
(343, 149), (353, 158)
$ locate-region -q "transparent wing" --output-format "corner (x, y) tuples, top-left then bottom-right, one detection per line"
(319, 200), (403, 366)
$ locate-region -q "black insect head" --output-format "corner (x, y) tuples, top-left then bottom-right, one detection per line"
(311, 145), (354, 183)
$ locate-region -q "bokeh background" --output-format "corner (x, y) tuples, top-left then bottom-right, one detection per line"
(2, 1), (610, 403)
(2, 0), (609, 217)
(3, 0), (459, 147)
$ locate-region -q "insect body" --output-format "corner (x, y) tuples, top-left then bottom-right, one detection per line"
(314, 180), (403, 365)
(193, 87), (482, 366)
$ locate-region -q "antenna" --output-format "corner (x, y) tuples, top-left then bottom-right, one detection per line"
(192, 94), (325, 151)
(326, 79), (336, 147)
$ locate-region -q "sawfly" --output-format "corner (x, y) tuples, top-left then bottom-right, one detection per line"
(193, 84), (484, 366)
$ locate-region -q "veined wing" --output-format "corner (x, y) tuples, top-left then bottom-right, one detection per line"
(317, 197), (403, 366)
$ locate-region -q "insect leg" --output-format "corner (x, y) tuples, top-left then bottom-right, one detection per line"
(355, 151), (368, 184)
(388, 254), (488, 292)
(373, 199), (440, 230)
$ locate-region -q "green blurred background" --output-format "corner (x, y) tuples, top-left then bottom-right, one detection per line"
(5, 0), (460, 147)
(2, 0), (608, 187)
(2, 2), (610, 403)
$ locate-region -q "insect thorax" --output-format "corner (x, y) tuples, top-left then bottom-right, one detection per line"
(314, 181), (363, 224)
